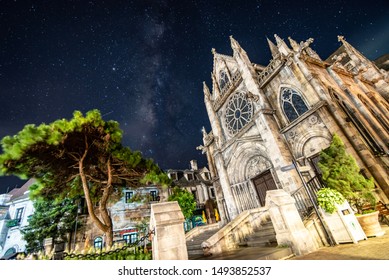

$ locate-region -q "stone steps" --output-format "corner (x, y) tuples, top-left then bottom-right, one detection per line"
(239, 222), (277, 248)
(186, 228), (219, 258)
(187, 220), (289, 260)
(190, 246), (293, 260)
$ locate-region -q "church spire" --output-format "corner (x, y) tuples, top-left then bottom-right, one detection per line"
(229, 35), (254, 71)
(288, 36), (300, 52)
(274, 34), (291, 56)
(337, 35), (389, 97)
(203, 81), (211, 98)
(266, 37), (279, 59)
(337, 35), (367, 64)
(230, 35), (242, 52)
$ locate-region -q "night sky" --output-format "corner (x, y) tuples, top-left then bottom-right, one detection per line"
(1, 0), (388, 194)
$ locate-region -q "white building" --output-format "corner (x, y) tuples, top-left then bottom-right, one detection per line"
(0, 179), (35, 259)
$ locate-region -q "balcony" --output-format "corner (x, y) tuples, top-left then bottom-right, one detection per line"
(6, 219), (19, 228)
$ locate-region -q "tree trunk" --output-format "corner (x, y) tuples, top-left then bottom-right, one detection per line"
(78, 142), (112, 249)
(105, 224), (114, 248)
(100, 157), (114, 248)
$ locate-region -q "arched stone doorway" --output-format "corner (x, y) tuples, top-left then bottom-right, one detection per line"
(252, 170), (278, 207)
(227, 142), (275, 212)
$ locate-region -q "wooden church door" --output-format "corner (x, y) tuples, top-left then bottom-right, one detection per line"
(252, 170), (277, 206)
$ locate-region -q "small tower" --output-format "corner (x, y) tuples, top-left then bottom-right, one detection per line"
(274, 34), (291, 56)
(267, 37), (280, 59)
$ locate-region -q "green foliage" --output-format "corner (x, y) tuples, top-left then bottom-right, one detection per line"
(317, 188), (345, 214)
(168, 187), (197, 219)
(0, 109), (171, 199)
(0, 109), (171, 247)
(318, 134), (376, 213)
(63, 245), (152, 260)
(21, 198), (79, 253)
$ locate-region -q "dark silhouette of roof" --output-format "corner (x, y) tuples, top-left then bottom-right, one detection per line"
(7, 179), (36, 202)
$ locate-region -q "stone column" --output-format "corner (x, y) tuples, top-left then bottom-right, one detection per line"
(215, 152), (239, 220)
(266, 189), (318, 256)
(150, 202), (188, 260)
(43, 238), (54, 256)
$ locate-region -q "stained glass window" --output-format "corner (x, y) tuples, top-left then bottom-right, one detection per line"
(219, 70), (229, 90)
(281, 87), (308, 122)
(225, 92), (253, 135)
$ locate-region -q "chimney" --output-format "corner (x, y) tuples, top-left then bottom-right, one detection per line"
(190, 160), (198, 171)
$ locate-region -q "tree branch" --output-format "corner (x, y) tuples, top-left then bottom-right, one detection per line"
(99, 157), (113, 229)
(79, 137), (108, 232)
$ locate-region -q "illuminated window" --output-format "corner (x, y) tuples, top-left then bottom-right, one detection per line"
(123, 233), (138, 244)
(94, 237), (103, 250)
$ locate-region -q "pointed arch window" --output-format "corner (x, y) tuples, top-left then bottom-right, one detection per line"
(331, 91), (385, 155)
(219, 70), (230, 91)
(358, 94), (389, 134)
(281, 87), (309, 122)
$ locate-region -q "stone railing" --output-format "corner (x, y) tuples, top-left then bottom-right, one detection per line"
(257, 58), (283, 86)
(185, 223), (221, 241)
(201, 207), (269, 256)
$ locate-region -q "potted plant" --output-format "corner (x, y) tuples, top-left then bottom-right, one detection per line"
(316, 188), (345, 214)
(318, 133), (384, 237)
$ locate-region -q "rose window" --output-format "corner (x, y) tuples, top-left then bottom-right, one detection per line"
(225, 92), (253, 135)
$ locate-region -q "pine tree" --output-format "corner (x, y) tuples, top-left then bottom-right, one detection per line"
(318, 133), (375, 213)
(22, 198), (78, 253)
(0, 110), (171, 247)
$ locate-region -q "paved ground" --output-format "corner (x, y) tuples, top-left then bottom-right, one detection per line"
(193, 223), (389, 260)
(191, 246), (293, 260)
(290, 223), (389, 260)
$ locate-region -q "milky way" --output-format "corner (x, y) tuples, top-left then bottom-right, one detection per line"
(1, 0), (388, 193)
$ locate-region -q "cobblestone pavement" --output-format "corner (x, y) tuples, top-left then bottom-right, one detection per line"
(290, 223), (389, 260)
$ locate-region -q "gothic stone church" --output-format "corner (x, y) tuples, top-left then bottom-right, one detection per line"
(199, 35), (389, 223)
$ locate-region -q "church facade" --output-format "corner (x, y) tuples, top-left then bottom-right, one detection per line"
(199, 35), (389, 223)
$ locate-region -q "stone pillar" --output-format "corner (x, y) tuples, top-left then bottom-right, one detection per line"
(150, 202), (188, 260)
(43, 238), (54, 256)
(266, 189), (318, 256)
(215, 152), (239, 220)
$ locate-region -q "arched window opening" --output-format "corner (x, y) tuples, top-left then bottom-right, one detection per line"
(330, 89), (384, 155)
(358, 94), (389, 134)
(341, 101), (385, 155)
(219, 70), (230, 91)
(281, 87), (309, 122)
(94, 237), (103, 250)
